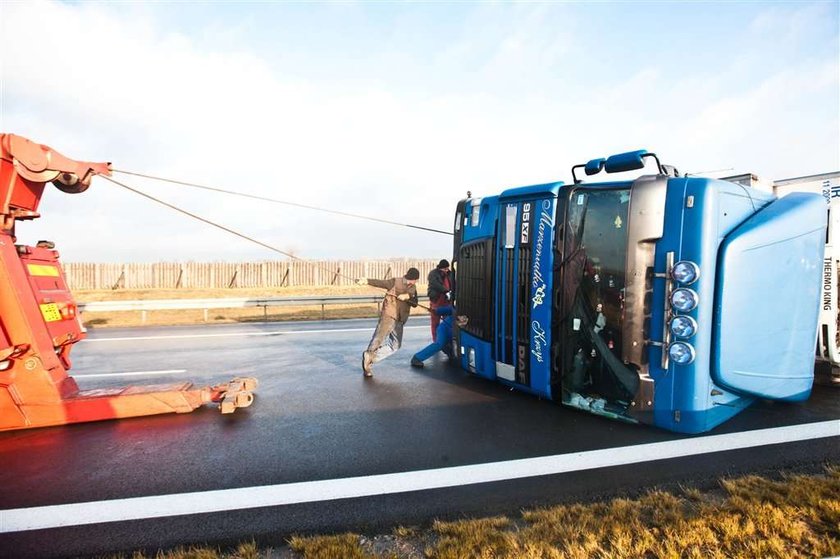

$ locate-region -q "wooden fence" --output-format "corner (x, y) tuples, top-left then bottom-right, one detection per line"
(63, 260), (441, 290)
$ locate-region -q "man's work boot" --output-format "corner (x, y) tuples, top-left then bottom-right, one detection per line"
(410, 356), (424, 368)
(362, 352), (374, 377)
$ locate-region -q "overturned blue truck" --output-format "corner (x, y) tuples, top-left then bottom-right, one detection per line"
(452, 150), (826, 434)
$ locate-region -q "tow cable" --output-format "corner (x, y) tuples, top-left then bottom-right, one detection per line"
(98, 172), (436, 311)
(112, 169), (453, 236)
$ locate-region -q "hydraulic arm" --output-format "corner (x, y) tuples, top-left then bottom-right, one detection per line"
(0, 133), (256, 431)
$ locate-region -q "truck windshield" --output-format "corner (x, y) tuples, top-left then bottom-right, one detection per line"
(560, 187), (639, 415)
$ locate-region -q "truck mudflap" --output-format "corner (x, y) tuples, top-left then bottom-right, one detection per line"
(714, 193), (826, 401)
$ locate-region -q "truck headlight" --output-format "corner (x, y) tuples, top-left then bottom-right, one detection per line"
(670, 315), (698, 338)
(670, 288), (698, 312)
(668, 342), (696, 365)
(671, 261), (700, 284)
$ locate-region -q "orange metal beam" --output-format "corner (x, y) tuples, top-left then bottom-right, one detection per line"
(0, 133), (256, 431)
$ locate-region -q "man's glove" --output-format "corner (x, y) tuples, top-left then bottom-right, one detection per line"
(445, 291), (452, 301)
(396, 293), (411, 301)
(355, 277), (368, 286)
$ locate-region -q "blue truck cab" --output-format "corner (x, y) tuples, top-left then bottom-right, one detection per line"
(452, 150), (826, 433)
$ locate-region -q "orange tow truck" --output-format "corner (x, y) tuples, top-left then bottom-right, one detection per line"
(0, 133), (257, 431)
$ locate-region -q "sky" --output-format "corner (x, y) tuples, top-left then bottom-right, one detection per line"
(1, 0), (838, 263)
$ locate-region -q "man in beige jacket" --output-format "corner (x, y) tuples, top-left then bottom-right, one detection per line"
(356, 268), (420, 377)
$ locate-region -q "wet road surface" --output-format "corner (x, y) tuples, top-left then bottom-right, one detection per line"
(1, 319), (838, 558)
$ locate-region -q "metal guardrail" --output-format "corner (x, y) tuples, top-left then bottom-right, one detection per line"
(78, 295), (430, 322)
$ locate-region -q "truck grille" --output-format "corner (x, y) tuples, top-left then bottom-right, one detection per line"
(499, 244), (515, 362)
(517, 246), (532, 351)
(495, 208), (534, 383)
(457, 239), (494, 340)
(497, 244), (533, 364)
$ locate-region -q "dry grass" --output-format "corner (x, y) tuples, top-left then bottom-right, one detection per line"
(287, 533), (373, 559)
(426, 517), (518, 559)
(392, 526), (418, 539)
(109, 540), (263, 558)
(290, 468), (839, 559)
(77, 286), (429, 328)
(115, 468), (839, 558)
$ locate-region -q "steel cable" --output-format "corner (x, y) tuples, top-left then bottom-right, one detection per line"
(97, 173), (432, 311)
(111, 168), (453, 236)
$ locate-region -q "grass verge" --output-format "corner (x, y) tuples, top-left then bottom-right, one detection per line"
(111, 467), (839, 559)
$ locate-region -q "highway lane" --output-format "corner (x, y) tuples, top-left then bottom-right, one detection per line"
(0, 318), (838, 558)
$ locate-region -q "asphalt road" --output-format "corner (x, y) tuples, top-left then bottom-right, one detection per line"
(0, 318), (838, 558)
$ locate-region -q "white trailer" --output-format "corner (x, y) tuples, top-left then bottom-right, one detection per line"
(725, 171), (840, 383)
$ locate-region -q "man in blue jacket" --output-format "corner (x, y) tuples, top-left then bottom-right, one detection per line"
(410, 306), (468, 368)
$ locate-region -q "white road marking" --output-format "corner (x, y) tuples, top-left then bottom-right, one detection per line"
(1, 420), (837, 533)
(82, 325), (426, 343)
(73, 370), (188, 378)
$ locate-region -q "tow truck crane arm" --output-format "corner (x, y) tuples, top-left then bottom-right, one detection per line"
(0, 133), (257, 431)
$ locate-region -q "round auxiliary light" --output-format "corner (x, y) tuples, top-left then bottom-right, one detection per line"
(670, 315), (698, 338)
(671, 260), (700, 285)
(670, 288), (699, 312)
(668, 342), (696, 365)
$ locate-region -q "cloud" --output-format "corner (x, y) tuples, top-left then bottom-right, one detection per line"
(1, 1), (837, 262)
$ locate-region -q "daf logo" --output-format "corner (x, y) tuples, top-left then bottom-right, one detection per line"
(520, 202), (531, 244)
(517, 344), (527, 372)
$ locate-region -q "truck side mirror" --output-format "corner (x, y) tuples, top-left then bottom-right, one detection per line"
(571, 149), (667, 183)
(585, 158), (606, 176)
(604, 150), (648, 173)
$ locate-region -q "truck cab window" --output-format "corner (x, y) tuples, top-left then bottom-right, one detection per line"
(561, 188), (638, 417)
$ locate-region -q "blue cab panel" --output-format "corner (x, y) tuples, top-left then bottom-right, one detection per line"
(495, 182), (561, 398)
(647, 177), (780, 433)
(499, 182), (563, 200)
(458, 331), (496, 380)
(714, 193), (826, 401)
(461, 195), (500, 243)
